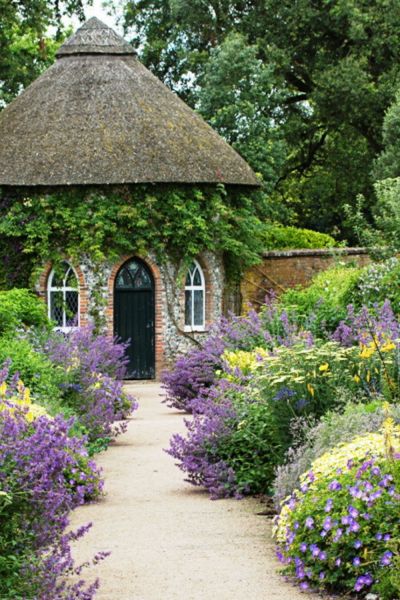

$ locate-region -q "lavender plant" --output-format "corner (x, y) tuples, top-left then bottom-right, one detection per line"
(163, 300), (307, 411)
(0, 403), (105, 599)
(43, 326), (138, 445)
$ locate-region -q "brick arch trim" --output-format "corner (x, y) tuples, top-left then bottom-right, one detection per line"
(107, 255), (166, 379)
(37, 260), (89, 327)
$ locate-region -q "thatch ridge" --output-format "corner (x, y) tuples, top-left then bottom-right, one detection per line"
(0, 19), (259, 187)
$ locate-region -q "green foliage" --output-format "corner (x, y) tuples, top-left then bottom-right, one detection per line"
(276, 444), (400, 598)
(198, 32), (287, 194)
(0, 338), (62, 409)
(0, 0), (85, 107)
(374, 88), (400, 180)
(279, 265), (363, 334)
(217, 400), (279, 494)
(0, 288), (49, 335)
(261, 224), (337, 250)
(351, 257), (400, 314)
(0, 184), (266, 286)
(124, 0), (400, 240)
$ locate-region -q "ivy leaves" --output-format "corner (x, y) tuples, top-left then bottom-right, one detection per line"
(0, 184), (264, 286)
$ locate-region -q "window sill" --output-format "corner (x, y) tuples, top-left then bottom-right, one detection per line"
(184, 326), (206, 333)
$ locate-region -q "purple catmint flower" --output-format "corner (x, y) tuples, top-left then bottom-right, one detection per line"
(333, 528), (343, 542)
(381, 551), (393, 566)
(0, 408), (104, 598)
(353, 557), (361, 567)
(322, 517), (332, 531)
(305, 517), (314, 529)
(300, 581), (309, 590)
(348, 505), (359, 519)
(328, 479), (342, 491)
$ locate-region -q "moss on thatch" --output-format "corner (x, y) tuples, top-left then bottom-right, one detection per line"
(0, 18), (259, 187)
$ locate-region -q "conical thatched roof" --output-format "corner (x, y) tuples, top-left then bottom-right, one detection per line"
(0, 17), (259, 187)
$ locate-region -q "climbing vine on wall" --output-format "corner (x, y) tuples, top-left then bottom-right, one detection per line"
(0, 183), (266, 288)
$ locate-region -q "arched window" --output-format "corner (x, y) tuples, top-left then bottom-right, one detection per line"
(185, 260), (205, 331)
(47, 262), (79, 331)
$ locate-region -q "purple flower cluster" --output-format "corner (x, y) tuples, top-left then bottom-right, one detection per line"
(166, 379), (242, 498)
(163, 299), (312, 412)
(277, 454), (400, 597)
(0, 405), (105, 598)
(44, 326), (138, 442)
(332, 300), (400, 347)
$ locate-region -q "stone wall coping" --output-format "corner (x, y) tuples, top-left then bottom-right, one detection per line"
(262, 247), (370, 259)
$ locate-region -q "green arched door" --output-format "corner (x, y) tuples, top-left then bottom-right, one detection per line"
(114, 258), (155, 379)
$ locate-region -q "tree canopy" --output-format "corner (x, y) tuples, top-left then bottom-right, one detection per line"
(0, 0), (86, 106)
(123, 0), (400, 240)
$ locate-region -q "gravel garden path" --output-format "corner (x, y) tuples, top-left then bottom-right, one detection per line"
(70, 382), (313, 600)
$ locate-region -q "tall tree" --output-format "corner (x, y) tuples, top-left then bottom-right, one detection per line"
(123, 0), (400, 239)
(0, 0), (87, 107)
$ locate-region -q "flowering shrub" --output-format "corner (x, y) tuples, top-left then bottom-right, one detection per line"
(167, 378), (284, 498)
(352, 256), (400, 314)
(273, 401), (400, 506)
(274, 424), (400, 598)
(279, 264), (363, 336)
(163, 301), (311, 411)
(44, 326), (137, 444)
(0, 403), (105, 599)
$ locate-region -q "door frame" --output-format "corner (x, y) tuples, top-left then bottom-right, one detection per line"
(107, 255), (165, 379)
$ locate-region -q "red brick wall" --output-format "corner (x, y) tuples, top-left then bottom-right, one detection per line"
(241, 248), (371, 309)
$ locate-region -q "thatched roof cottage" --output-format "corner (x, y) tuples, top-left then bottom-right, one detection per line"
(0, 17), (258, 379)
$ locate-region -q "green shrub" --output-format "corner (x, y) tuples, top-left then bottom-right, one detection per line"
(351, 257), (400, 314)
(279, 265), (363, 334)
(216, 400), (279, 494)
(0, 338), (63, 410)
(0, 288), (49, 335)
(262, 224), (337, 250)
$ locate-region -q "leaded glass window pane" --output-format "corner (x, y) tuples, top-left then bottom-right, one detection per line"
(115, 259), (153, 290)
(65, 291), (79, 326)
(48, 262), (79, 330)
(184, 260), (205, 329)
(185, 290), (191, 326)
(50, 291), (64, 326)
(193, 290), (204, 326)
(133, 266), (152, 289)
(193, 267), (202, 286)
(66, 267), (77, 288)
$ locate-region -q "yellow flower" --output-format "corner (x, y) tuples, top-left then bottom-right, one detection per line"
(307, 383), (315, 397)
(359, 343), (375, 359)
(319, 363), (329, 372)
(353, 374), (360, 383)
(381, 341), (396, 353)
(0, 382), (7, 397)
